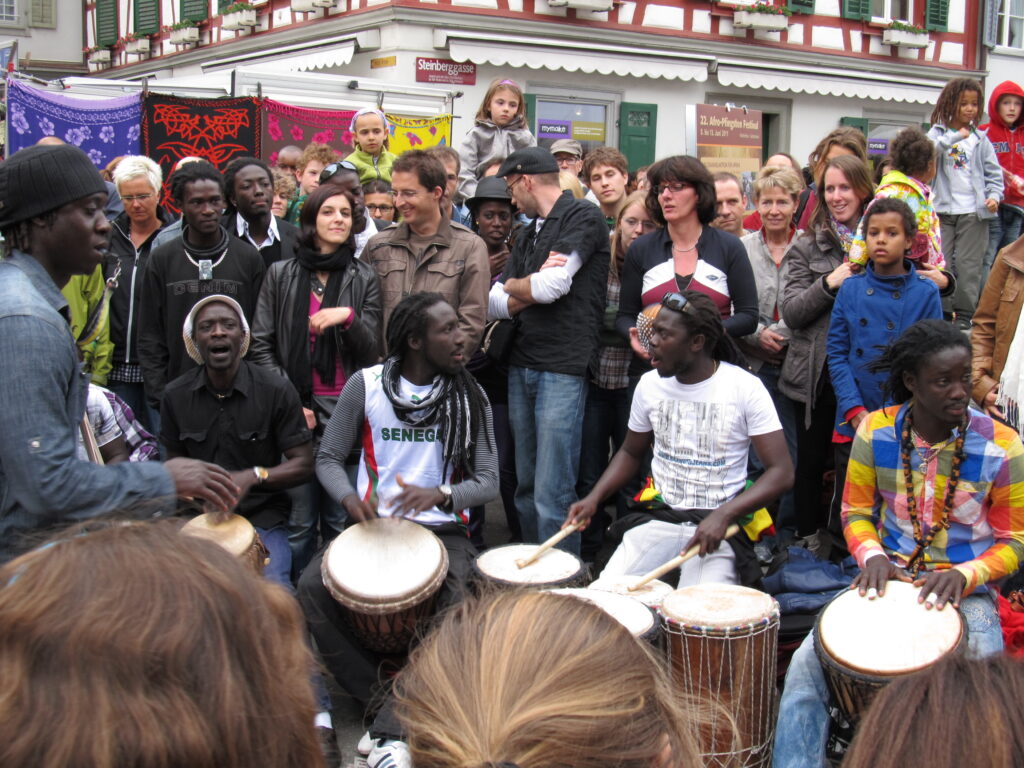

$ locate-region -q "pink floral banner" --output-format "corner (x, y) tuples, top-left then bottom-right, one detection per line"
(261, 99), (356, 164)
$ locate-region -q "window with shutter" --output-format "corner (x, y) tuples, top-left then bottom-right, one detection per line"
(179, 0), (209, 22)
(787, 0), (815, 13)
(842, 0), (871, 18)
(30, 0), (55, 28)
(134, 0), (160, 34)
(95, 0), (119, 46)
(924, 0), (949, 30)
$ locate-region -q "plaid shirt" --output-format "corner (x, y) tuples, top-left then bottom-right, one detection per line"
(594, 270), (630, 391)
(102, 388), (159, 462)
(842, 402), (1024, 593)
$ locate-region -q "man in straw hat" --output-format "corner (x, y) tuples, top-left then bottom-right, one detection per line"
(0, 144), (239, 563)
(160, 294), (313, 586)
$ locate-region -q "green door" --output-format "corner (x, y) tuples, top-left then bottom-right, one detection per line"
(619, 102), (657, 171)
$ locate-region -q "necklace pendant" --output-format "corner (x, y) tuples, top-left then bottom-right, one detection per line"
(198, 259), (213, 281)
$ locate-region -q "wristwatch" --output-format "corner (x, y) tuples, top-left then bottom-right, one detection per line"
(253, 466), (269, 485)
(437, 484), (454, 512)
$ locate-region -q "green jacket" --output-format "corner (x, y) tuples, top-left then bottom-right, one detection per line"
(61, 264), (113, 385)
(344, 148), (397, 184)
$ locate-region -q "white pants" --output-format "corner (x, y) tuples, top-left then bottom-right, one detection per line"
(600, 520), (737, 585)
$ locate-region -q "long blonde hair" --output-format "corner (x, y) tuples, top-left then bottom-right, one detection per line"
(395, 590), (703, 768)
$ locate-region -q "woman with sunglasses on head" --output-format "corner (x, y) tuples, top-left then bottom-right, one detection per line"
(315, 160), (380, 259)
(616, 156), (758, 376)
(251, 183), (382, 577)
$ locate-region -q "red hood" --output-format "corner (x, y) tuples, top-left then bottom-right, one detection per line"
(987, 80), (1024, 129)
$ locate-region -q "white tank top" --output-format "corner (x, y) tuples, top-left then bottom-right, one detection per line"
(357, 364), (460, 527)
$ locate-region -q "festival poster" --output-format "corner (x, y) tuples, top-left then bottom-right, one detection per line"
(143, 94), (260, 210)
(694, 104), (763, 176)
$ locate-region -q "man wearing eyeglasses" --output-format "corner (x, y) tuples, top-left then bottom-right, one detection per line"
(316, 160), (379, 259)
(365, 150), (489, 351)
(488, 146), (610, 555)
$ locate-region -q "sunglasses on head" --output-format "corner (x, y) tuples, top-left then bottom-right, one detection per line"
(660, 291), (694, 315)
(318, 161), (359, 184)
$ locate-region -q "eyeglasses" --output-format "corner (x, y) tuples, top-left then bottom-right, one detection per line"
(122, 193), (155, 203)
(367, 203), (395, 213)
(660, 291), (694, 315)
(657, 181), (692, 196)
(506, 175), (523, 192)
(393, 189), (424, 200)
(318, 161), (359, 184)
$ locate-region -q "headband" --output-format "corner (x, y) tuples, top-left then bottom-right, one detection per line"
(349, 107), (389, 134)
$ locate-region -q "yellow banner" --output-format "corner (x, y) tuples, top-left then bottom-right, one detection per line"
(386, 114), (453, 153)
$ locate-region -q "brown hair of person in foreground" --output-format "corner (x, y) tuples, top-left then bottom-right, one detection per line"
(0, 519), (324, 768)
(842, 654), (1024, 768)
(395, 589), (707, 768)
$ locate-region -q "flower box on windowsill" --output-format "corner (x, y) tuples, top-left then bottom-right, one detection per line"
(290, 0), (336, 11)
(88, 49), (112, 63)
(732, 10), (789, 29)
(223, 9), (258, 30)
(882, 28), (930, 48)
(170, 26), (200, 45)
(125, 38), (150, 54)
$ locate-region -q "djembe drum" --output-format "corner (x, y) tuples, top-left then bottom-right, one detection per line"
(180, 513), (269, 574)
(589, 574), (673, 609)
(549, 587), (662, 645)
(321, 518), (449, 654)
(814, 579), (965, 726)
(474, 544), (585, 589)
(661, 584), (780, 768)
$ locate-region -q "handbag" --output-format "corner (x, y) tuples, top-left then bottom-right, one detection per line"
(480, 318), (517, 364)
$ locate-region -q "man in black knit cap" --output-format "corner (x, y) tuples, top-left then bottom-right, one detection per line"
(0, 144), (239, 562)
(137, 161), (266, 410)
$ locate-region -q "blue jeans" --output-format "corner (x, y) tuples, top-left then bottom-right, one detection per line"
(288, 468), (354, 582)
(982, 204), (1024, 289)
(256, 524), (292, 589)
(749, 363), (798, 535)
(508, 366), (587, 554)
(772, 590), (1003, 768)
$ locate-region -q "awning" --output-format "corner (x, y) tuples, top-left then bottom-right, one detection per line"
(275, 40), (356, 72)
(201, 35), (363, 72)
(715, 63), (941, 105)
(440, 30), (710, 82)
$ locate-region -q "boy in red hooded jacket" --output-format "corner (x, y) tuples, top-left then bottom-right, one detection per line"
(981, 80), (1024, 285)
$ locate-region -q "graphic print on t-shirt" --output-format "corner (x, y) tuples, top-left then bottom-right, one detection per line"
(650, 398), (735, 511)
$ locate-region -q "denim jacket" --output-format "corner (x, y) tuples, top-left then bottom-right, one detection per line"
(0, 250), (174, 562)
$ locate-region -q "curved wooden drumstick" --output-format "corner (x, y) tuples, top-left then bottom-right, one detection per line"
(516, 521), (585, 568)
(628, 524), (741, 591)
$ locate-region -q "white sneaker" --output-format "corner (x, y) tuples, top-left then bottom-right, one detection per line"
(367, 738), (412, 768)
(357, 731), (375, 756)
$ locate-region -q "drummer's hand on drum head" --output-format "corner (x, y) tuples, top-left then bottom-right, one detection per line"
(851, 555), (910, 598)
(914, 569), (967, 611)
(165, 458), (239, 513)
(565, 498), (597, 530)
(341, 494), (378, 523)
(690, 509), (731, 556)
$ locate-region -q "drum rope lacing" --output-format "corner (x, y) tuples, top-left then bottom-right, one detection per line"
(899, 407), (966, 576)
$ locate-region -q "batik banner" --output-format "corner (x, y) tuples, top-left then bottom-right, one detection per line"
(386, 114), (452, 154)
(143, 94), (260, 209)
(261, 98), (356, 165)
(6, 79), (142, 168)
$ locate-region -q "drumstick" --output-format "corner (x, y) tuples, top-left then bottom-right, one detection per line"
(628, 524), (741, 592)
(516, 521), (584, 568)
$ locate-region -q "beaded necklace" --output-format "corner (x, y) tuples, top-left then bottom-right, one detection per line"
(899, 406), (966, 575)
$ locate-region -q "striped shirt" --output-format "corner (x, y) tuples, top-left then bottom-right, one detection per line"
(842, 403), (1024, 593)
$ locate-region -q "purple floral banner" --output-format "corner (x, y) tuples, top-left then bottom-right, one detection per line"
(6, 79), (142, 167)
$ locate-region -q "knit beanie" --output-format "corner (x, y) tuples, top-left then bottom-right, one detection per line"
(0, 144), (107, 229)
(183, 294), (251, 365)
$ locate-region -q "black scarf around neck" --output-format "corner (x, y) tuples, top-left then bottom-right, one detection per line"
(288, 243), (354, 401)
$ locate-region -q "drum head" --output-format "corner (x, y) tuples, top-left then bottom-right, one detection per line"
(475, 544), (582, 586)
(818, 580), (963, 676)
(322, 518), (448, 615)
(549, 587), (656, 639)
(661, 584), (778, 628)
(589, 575), (673, 609)
(181, 513), (254, 558)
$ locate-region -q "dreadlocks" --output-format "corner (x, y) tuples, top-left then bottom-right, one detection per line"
(668, 290), (747, 367)
(384, 293), (492, 478)
(867, 319), (970, 404)
(930, 77), (983, 128)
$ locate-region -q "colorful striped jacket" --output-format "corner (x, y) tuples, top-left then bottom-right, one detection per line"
(849, 171), (944, 269)
(842, 402), (1024, 594)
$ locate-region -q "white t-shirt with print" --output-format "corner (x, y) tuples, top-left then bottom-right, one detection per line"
(946, 131), (979, 214)
(628, 362), (781, 511)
